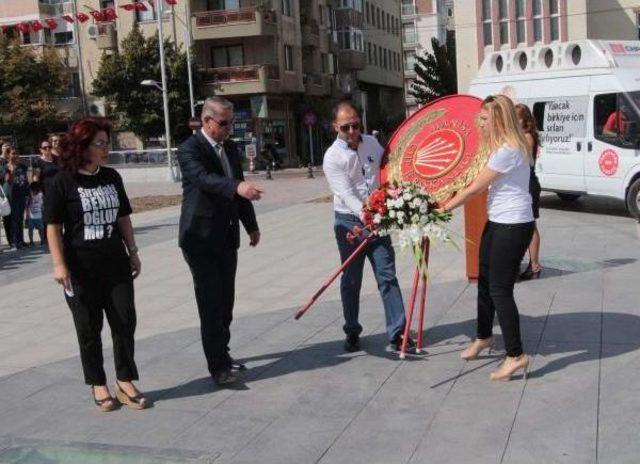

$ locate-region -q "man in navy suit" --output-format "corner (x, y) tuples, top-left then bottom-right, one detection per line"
(178, 96), (262, 385)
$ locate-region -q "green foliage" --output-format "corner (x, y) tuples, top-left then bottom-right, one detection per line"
(92, 25), (199, 145)
(409, 32), (457, 105)
(0, 35), (68, 149)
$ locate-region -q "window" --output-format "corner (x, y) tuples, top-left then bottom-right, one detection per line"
(594, 92), (640, 147)
(282, 0), (292, 16)
(402, 0), (416, 16)
(211, 45), (243, 68)
(367, 42), (371, 64)
(321, 53), (329, 72)
(403, 22), (416, 44)
(60, 72), (81, 98)
(550, 0), (560, 41)
(376, 7), (381, 29)
(338, 0), (362, 11)
(384, 48), (388, 69)
(498, 0), (508, 45)
(54, 31), (74, 45)
(319, 5), (324, 25)
(387, 13), (391, 33)
(637, 12), (640, 40)
(336, 27), (363, 51)
(365, 2), (370, 24)
(100, 0), (115, 9)
(533, 0), (543, 42)
(404, 50), (416, 71)
(137, 0), (173, 21)
(378, 47), (382, 67)
(515, 0), (525, 44)
(482, 0), (492, 46)
(373, 44), (378, 65)
(284, 45), (294, 71)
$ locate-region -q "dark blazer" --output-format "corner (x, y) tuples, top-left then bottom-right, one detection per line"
(178, 131), (258, 253)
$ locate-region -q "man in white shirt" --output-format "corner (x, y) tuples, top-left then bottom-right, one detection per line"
(323, 101), (412, 353)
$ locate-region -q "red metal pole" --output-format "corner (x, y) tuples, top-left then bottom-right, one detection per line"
(399, 264), (421, 359)
(295, 233), (375, 320)
(416, 238), (430, 353)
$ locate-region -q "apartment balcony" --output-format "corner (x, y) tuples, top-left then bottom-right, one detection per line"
(192, 4), (277, 41)
(57, 46), (78, 68)
(338, 49), (366, 71)
(303, 73), (331, 96)
(202, 64), (281, 96)
(301, 20), (320, 48)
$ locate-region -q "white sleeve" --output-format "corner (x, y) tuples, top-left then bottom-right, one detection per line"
(488, 146), (519, 174)
(323, 150), (365, 216)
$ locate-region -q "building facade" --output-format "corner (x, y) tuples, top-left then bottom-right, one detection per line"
(454, 0), (640, 93)
(401, 0), (453, 115)
(0, 0), (407, 163)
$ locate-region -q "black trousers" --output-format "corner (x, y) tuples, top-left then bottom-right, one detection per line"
(182, 246), (237, 375)
(65, 256), (138, 385)
(477, 220), (534, 357)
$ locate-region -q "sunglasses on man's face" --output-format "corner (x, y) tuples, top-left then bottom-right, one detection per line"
(40, 145), (51, 150)
(339, 122), (361, 132)
(209, 117), (234, 127)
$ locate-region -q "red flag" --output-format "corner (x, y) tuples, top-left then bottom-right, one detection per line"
(62, 14), (75, 23)
(76, 12), (90, 23)
(135, 2), (148, 11)
(103, 8), (118, 21)
(45, 18), (59, 29)
(1, 25), (13, 32)
(89, 10), (105, 22)
(16, 23), (30, 34)
(166, 0), (177, 5)
(30, 20), (44, 32)
(120, 3), (136, 11)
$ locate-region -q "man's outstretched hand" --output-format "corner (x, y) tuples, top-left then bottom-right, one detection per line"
(237, 181), (263, 201)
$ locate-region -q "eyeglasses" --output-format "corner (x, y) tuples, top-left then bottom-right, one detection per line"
(208, 117), (234, 127)
(40, 145), (51, 150)
(90, 140), (110, 149)
(339, 122), (361, 132)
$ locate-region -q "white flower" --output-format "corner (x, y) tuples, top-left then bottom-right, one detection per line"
(403, 192), (412, 201)
(411, 214), (420, 224)
(396, 211), (405, 221)
(419, 203), (428, 214)
(373, 213), (382, 224)
(389, 209), (396, 218)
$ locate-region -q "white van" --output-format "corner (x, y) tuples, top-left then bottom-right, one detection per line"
(469, 40), (640, 219)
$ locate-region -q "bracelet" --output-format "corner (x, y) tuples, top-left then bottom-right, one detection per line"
(128, 245), (139, 255)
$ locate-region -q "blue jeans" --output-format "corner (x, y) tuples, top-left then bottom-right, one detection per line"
(334, 212), (406, 341)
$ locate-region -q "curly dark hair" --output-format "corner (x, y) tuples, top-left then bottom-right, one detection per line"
(59, 117), (111, 173)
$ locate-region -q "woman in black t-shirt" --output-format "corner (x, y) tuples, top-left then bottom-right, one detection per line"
(45, 117), (147, 412)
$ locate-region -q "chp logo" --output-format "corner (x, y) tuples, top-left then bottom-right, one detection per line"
(408, 129), (464, 179)
(609, 42), (640, 55)
(599, 149), (619, 176)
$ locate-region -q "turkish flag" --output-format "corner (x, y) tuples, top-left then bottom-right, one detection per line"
(45, 18), (59, 29)
(166, 0), (178, 5)
(62, 14), (75, 23)
(89, 10), (105, 22)
(30, 20), (44, 32)
(16, 23), (30, 34)
(135, 2), (148, 11)
(120, 3), (136, 11)
(103, 8), (118, 21)
(76, 12), (90, 23)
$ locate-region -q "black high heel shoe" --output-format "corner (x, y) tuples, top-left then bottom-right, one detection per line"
(519, 263), (541, 281)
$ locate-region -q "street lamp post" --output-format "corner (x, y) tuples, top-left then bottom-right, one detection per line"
(156, 0), (175, 181)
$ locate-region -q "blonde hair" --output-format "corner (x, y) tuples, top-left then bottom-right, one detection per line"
(481, 95), (532, 165)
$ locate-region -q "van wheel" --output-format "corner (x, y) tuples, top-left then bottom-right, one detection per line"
(625, 178), (640, 220)
(556, 193), (581, 202)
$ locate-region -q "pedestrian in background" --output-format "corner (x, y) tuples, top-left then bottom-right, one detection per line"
(515, 103), (542, 280)
(5, 146), (29, 249)
(25, 181), (45, 246)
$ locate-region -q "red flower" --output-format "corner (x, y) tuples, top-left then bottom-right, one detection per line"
(362, 210), (373, 227)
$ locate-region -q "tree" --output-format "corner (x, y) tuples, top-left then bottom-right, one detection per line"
(0, 35), (68, 150)
(409, 32), (457, 105)
(92, 25), (199, 146)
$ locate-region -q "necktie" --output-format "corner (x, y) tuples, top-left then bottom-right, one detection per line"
(215, 144), (233, 177)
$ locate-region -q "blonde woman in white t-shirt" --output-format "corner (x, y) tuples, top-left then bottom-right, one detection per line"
(442, 95), (534, 382)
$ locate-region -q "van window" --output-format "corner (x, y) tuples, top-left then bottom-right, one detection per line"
(594, 92), (640, 148)
(532, 101), (547, 132)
